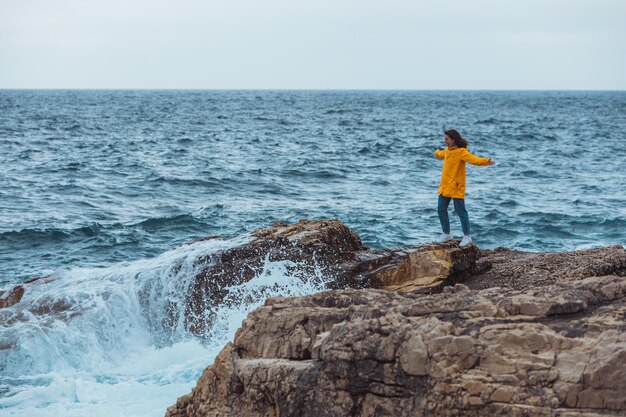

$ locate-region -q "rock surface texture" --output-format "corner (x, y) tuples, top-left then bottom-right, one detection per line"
(166, 221), (626, 417)
(467, 246), (626, 291)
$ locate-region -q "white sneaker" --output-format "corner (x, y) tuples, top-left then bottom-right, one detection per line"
(460, 235), (473, 247)
(437, 233), (453, 243)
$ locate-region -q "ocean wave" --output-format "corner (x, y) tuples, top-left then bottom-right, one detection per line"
(475, 117), (499, 125)
(0, 234), (329, 415)
(0, 215), (211, 248)
(323, 109), (351, 115)
(135, 214), (208, 232)
(596, 217), (626, 228)
(498, 200), (519, 208)
(280, 168), (347, 180)
(252, 116), (292, 125)
(145, 176), (227, 188)
(0, 226), (96, 244)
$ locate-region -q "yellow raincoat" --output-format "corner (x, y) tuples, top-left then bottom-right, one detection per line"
(434, 146), (491, 199)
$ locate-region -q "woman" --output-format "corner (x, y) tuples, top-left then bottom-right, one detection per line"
(434, 129), (495, 247)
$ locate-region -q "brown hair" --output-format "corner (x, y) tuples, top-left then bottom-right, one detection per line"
(444, 129), (468, 148)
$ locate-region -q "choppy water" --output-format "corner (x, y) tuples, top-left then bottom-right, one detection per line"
(1, 90), (625, 416)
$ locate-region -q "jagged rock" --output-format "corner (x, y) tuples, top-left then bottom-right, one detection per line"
(166, 274), (626, 417)
(181, 219), (481, 334)
(180, 221), (625, 335)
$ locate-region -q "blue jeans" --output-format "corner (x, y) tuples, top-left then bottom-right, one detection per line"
(438, 195), (470, 235)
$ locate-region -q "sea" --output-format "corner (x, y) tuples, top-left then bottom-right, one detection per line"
(1, 90), (625, 416)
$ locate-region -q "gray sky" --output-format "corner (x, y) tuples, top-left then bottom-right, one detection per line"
(1, 0), (625, 89)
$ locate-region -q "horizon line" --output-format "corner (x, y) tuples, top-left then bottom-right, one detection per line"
(1, 87), (625, 92)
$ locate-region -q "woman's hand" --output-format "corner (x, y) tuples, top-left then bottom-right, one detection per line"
(487, 159), (496, 166)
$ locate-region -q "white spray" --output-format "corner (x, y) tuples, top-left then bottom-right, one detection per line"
(0, 234), (330, 417)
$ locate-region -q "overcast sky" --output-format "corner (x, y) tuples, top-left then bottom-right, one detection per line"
(1, 0), (625, 89)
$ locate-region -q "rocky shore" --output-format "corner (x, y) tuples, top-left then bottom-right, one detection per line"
(2, 219), (623, 416)
(165, 220), (626, 417)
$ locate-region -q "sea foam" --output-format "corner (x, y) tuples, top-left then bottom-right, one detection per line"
(0, 235), (329, 417)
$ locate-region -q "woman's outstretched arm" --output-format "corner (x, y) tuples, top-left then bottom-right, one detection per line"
(460, 148), (495, 166)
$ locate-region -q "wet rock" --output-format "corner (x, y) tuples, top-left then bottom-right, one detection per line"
(0, 285), (24, 308)
(0, 275), (56, 311)
(181, 220), (481, 334)
(180, 223), (625, 340)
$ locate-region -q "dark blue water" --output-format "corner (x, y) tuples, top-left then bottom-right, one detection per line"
(2, 90), (625, 285)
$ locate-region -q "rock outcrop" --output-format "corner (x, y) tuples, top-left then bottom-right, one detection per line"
(166, 275), (626, 417)
(165, 220), (626, 417)
(181, 220), (482, 334)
